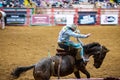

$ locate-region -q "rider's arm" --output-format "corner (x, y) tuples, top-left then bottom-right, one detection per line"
(66, 30), (89, 38)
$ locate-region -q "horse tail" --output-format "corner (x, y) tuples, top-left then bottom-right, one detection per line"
(11, 64), (35, 79)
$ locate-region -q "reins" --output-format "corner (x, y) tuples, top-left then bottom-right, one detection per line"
(57, 56), (62, 79)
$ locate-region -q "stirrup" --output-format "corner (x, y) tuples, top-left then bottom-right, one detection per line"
(83, 58), (89, 62)
(56, 48), (66, 52)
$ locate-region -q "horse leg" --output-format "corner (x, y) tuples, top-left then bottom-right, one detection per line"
(33, 60), (51, 80)
(73, 65), (81, 78)
(80, 67), (90, 78)
(33, 68), (51, 80)
(34, 75), (50, 80)
(74, 71), (81, 78)
(33, 74), (50, 80)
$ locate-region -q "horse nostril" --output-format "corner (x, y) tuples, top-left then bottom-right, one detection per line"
(94, 64), (100, 68)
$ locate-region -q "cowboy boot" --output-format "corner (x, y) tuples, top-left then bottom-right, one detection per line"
(76, 48), (89, 62)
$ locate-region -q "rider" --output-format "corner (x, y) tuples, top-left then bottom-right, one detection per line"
(57, 24), (91, 62)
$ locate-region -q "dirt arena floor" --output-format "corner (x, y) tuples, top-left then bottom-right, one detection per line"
(0, 25), (120, 80)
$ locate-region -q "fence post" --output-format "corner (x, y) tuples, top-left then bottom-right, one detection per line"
(118, 8), (120, 25)
(26, 8), (30, 26)
(74, 8), (78, 25)
(51, 8), (54, 26)
(96, 8), (101, 25)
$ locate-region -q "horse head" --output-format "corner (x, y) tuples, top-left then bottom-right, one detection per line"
(84, 42), (109, 68)
(93, 45), (109, 68)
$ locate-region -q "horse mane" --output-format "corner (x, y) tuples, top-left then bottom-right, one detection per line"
(83, 42), (101, 54)
(84, 42), (100, 48)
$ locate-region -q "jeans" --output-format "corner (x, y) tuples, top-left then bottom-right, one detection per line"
(61, 41), (84, 57)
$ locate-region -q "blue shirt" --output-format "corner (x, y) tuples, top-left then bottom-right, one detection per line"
(58, 26), (88, 43)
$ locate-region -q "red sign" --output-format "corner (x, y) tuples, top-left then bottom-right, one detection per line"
(31, 14), (49, 25)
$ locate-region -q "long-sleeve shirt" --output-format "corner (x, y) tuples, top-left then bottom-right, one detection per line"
(57, 26), (88, 43)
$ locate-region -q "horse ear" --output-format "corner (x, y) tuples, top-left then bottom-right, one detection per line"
(106, 49), (110, 53)
(102, 45), (109, 53)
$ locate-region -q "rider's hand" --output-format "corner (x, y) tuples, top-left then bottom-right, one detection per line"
(75, 30), (80, 33)
(86, 33), (91, 37)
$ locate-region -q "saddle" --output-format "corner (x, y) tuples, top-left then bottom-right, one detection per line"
(56, 45), (77, 56)
(56, 48), (68, 56)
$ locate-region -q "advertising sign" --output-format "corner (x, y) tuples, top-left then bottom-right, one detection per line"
(78, 12), (96, 24)
(6, 14), (25, 24)
(78, 15), (96, 24)
(101, 15), (118, 24)
(54, 15), (74, 25)
(31, 14), (50, 25)
(3, 8), (33, 26)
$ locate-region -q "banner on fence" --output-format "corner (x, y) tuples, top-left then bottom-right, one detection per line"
(78, 15), (96, 24)
(78, 12), (96, 24)
(31, 14), (50, 25)
(4, 8), (33, 26)
(6, 14), (26, 24)
(54, 14), (74, 25)
(101, 15), (118, 25)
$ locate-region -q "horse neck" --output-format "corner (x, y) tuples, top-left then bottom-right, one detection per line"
(84, 51), (92, 60)
(83, 43), (100, 59)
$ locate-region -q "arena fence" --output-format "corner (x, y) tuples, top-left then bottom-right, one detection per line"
(1, 8), (120, 26)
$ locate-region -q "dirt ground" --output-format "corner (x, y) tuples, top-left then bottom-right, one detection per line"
(0, 25), (120, 80)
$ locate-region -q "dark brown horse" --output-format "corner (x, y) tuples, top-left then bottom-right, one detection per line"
(11, 42), (109, 80)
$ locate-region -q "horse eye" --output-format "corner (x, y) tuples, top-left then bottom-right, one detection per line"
(98, 53), (101, 55)
(97, 50), (101, 53)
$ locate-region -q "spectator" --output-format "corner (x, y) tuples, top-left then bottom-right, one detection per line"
(9, 1), (14, 7)
(40, 0), (47, 8)
(101, 1), (107, 8)
(0, 0), (3, 8)
(14, 0), (20, 7)
(2, 0), (7, 7)
(113, 2), (117, 8)
(106, 2), (112, 8)
(19, 0), (24, 7)
(35, 0), (41, 7)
